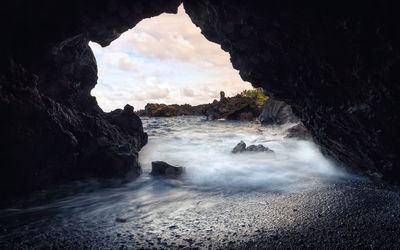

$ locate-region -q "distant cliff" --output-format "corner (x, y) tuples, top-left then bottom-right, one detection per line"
(135, 103), (206, 117)
(135, 91), (262, 121)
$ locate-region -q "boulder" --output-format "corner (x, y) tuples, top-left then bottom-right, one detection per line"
(232, 140), (246, 153)
(151, 161), (184, 178)
(232, 141), (273, 154)
(246, 144), (273, 152)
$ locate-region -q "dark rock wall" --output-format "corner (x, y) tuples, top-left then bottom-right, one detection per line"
(0, 60), (148, 200)
(1, 0), (182, 67)
(1, 0), (400, 201)
(0, 0), (181, 201)
(258, 98), (299, 125)
(184, 0), (400, 179)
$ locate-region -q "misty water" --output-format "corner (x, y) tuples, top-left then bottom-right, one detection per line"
(141, 116), (347, 191)
(0, 116), (356, 248)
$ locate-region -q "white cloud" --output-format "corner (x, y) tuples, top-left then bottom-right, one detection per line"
(89, 4), (253, 111)
(102, 52), (143, 72)
(145, 85), (170, 99)
(180, 87), (194, 97)
(99, 4), (232, 69)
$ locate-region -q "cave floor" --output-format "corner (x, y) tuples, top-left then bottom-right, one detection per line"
(0, 178), (399, 249)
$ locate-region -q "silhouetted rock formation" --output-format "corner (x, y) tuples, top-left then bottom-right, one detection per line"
(258, 98), (299, 125)
(136, 91), (262, 121)
(0, 60), (148, 201)
(171, 104), (206, 116)
(203, 93), (262, 121)
(136, 103), (179, 117)
(1, 0), (400, 201)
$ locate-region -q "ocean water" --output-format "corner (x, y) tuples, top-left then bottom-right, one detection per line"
(141, 116), (347, 192)
(0, 116), (355, 248)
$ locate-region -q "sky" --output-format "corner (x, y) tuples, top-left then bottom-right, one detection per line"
(89, 4), (253, 111)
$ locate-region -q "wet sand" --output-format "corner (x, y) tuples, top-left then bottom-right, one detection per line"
(1, 178), (399, 249)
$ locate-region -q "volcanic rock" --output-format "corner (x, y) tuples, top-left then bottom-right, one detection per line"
(286, 123), (312, 140)
(258, 98), (299, 125)
(232, 141), (247, 153)
(1, 0), (400, 201)
(136, 92), (262, 121)
(184, 0), (400, 180)
(136, 103), (179, 117)
(203, 94), (262, 121)
(232, 141), (273, 154)
(151, 161), (184, 178)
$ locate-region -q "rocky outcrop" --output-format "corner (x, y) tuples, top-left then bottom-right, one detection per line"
(232, 141), (273, 154)
(0, 60), (148, 202)
(203, 92), (262, 121)
(136, 91), (262, 121)
(151, 161), (184, 178)
(171, 104), (207, 116)
(258, 98), (299, 125)
(136, 103), (179, 117)
(136, 103), (207, 117)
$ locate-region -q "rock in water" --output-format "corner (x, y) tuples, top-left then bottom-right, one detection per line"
(232, 141), (273, 153)
(151, 161), (184, 178)
(232, 140), (247, 153)
(246, 144), (274, 153)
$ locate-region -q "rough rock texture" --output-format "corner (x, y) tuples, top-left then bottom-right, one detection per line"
(0, 0), (183, 201)
(136, 103), (179, 117)
(286, 123), (312, 140)
(136, 91), (261, 120)
(170, 104), (205, 116)
(151, 161), (184, 178)
(203, 92), (262, 121)
(0, 60), (148, 201)
(258, 98), (299, 125)
(232, 141), (247, 153)
(232, 141), (273, 154)
(184, 0), (400, 180)
(136, 103), (207, 117)
(1, 0), (400, 201)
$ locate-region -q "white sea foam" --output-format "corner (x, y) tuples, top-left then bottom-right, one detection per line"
(140, 116), (348, 192)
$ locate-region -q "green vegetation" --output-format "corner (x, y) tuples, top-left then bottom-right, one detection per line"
(240, 88), (269, 105)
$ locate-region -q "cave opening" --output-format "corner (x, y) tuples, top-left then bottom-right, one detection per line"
(3, 1), (400, 248)
(85, 4), (348, 192)
(89, 4), (252, 112)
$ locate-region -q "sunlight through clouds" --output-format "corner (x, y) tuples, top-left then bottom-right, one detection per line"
(90, 4), (253, 111)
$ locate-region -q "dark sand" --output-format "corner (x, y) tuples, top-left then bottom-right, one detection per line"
(1, 178), (399, 249)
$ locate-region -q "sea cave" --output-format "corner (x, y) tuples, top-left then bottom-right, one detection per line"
(1, 0), (400, 248)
